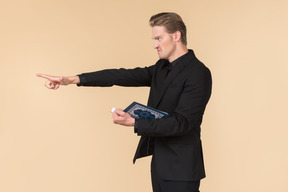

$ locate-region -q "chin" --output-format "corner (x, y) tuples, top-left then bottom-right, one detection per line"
(158, 54), (167, 60)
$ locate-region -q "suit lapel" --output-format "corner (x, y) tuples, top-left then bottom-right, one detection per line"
(154, 50), (196, 109)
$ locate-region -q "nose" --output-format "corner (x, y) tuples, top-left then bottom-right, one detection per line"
(153, 41), (158, 49)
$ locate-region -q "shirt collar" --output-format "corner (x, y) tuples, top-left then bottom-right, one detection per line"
(169, 51), (189, 69)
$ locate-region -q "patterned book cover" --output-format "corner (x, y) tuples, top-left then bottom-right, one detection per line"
(124, 101), (168, 119)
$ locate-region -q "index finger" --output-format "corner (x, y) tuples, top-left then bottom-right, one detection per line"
(36, 73), (59, 82)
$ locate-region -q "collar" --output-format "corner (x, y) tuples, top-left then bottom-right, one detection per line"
(169, 50), (190, 69)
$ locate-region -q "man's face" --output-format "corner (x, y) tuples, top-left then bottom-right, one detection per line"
(152, 26), (176, 61)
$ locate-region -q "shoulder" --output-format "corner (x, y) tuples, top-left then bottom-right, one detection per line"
(184, 51), (211, 74)
(183, 51), (212, 83)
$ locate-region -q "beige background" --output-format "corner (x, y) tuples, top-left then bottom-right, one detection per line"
(1, 0), (288, 191)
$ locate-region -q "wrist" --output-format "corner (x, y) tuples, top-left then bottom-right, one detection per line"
(131, 118), (135, 126)
(69, 76), (80, 84)
(128, 117), (135, 127)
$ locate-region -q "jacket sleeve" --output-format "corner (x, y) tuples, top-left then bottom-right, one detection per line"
(135, 66), (212, 137)
(77, 66), (155, 87)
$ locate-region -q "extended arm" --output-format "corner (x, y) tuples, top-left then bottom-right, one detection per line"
(37, 65), (154, 89)
(77, 66), (154, 87)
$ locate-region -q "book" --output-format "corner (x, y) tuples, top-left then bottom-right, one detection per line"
(124, 101), (168, 119)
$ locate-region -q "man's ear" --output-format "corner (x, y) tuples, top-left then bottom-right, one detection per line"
(174, 31), (182, 42)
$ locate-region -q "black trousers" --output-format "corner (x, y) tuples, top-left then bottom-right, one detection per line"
(151, 160), (200, 192)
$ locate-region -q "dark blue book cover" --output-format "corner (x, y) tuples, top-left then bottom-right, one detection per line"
(124, 101), (168, 119)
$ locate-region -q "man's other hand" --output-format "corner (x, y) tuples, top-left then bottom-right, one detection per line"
(112, 108), (135, 127)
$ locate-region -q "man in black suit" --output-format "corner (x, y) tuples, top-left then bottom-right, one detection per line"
(37, 12), (212, 192)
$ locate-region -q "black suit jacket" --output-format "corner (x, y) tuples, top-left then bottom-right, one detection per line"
(77, 50), (212, 181)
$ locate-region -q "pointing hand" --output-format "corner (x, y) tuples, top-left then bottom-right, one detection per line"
(36, 73), (80, 89)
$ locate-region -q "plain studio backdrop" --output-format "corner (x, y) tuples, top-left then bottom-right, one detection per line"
(0, 0), (287, 191)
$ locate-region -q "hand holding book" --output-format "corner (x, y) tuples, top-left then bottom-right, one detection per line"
(124, 102), (168, 119)
(111, 108), (135, 127)
(111, 102), (168, 126)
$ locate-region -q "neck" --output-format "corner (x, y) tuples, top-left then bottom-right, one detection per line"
(168, 45), (188, 63)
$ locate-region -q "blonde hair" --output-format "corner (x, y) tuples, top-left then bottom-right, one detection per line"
(149, 12), (187, 45)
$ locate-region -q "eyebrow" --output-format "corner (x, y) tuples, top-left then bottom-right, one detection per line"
(152, 36), (160, 39)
